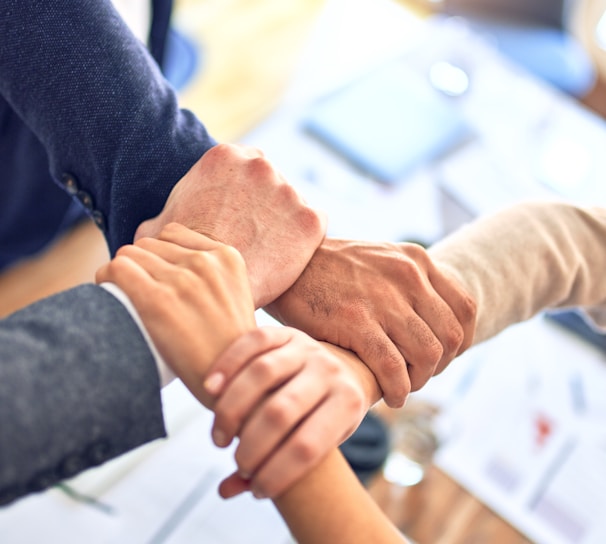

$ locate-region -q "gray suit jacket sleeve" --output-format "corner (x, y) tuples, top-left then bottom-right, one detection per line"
(0, 285), (166, 507)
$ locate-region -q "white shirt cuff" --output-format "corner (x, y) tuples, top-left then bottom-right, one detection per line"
(100, 282), (176, 388)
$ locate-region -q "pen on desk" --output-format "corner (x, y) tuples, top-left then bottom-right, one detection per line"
(527, 438), (576, 510)
(55, 483), (116, 515)
(569, 372), (586, 415)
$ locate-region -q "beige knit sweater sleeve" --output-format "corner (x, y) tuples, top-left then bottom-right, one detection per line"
(428, 201), (606, 345)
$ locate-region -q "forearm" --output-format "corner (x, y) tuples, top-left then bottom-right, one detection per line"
(274, 449), (408, 544)
(267, 345), (401, 544)
(429, 201), (606, 344)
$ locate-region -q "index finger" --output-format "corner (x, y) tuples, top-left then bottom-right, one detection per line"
(204, 326), (293, 396)
(350, 326), (411, 409)
(426, 264), (477, 368)
(153, 222), (225, 251)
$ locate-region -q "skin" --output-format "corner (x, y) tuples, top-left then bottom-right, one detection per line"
(98, 227), (407, 543)
(96, 223), (257, 409)
(134, 143), (328, 309)
(113, 143), (475, 498)
(272, 449), (409, 544)
(97, 225), (378, 499)
(135, 144), (476, 410)
(206, 327), (378, 499)
(266, 239), (476, 407)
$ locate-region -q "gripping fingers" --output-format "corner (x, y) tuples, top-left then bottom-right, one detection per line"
(154, 222), (224, 251)
(232, 368), (328, 479)
(394, 312), (443, 392)
(354, 326), (411, 409)
(210, 338), (306, 448)
(246, 389), (363, 499)
(205, 326), (294, 397)
(113, 243), (185, 280)
(102, 244), (180, 284)
(97, 252), (154, 291)
(427, 265), (477, 361)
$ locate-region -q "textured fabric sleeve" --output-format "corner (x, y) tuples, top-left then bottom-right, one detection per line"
(0, 285), (166, 507)
(429, 201), (606, 344)
(0, 0), (215, 254)
(100, 282), (176, 388)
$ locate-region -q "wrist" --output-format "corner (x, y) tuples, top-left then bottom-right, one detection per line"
(320, 342), (381, 409)
(100, 282), (176, 387)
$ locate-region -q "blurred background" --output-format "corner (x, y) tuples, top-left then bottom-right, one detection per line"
(2, 1), (606, 543)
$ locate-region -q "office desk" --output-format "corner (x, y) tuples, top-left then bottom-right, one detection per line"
(367, 466), (531, 544)
(2, 0), (605, 542)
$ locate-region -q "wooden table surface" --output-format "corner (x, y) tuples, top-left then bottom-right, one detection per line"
(0, 1), (558, 542)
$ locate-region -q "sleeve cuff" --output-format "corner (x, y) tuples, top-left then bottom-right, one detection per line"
(100, 282), (176, 388)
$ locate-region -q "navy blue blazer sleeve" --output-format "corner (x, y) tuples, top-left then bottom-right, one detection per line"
(0, 285), (166, 507)
(0, 0), (216, 255)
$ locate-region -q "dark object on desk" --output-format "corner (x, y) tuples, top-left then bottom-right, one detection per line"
(442, 0), (567, 28)
(303, 60), (471, 185)
(545, 308), (606, 354)
(340, 412), (390, 485)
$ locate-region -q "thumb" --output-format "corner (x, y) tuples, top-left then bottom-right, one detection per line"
(134, 216), (162, 242)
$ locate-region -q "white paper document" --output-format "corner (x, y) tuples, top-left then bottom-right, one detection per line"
(426, 318), (606, 544)
(0, 381), (293, 544)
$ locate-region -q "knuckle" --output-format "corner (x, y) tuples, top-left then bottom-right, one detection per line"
(107, 254), (130, 272)
(342, 384), (365, 413)
(159, 222), (182, 237)
(248, 155), (276, 180)
(426, 338), (444, 365)
(409, 243), (430, 262)
(325, 358), (342, 378)
(400, 242), (430, 264)
(185, 250), (208, 273)
(341, 299), (371, 325)
(155, 284), (177, 307)
(385, 382), (410, 408)
(366, 348), (408, 401)
(290, 436), (319, 465)
(171, 268), (197, 296)
(443, 324), (465, 354)
(296, 205), (324, 237)
(263, 396), (293, 428)
(250, 355), (278, 382)
(252, 327), (276, 346)
(396, 258), (425, 288)
(210, 142), (232, 158)
(219, 244), (246, 271)
(378, 349), (407, 378)
(377, 362), (410, 408)
(114, 244), (136, 258)
(459, 292), (477, 325)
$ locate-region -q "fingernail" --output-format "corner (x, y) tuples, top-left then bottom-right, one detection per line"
(252, 488), (267, 500)
(204, 373), (225, 395)
(212, 428), (230, 447)
(238, 470), (251, 480)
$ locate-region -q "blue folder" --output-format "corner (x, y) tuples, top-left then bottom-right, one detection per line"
(303, 60), (472, 184)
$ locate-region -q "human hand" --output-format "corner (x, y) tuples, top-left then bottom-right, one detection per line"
(203, 326), (369, 500)
(135, 143), (327, 308)
(265, 238), (477, 408)
(96, 223), (256, 408)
